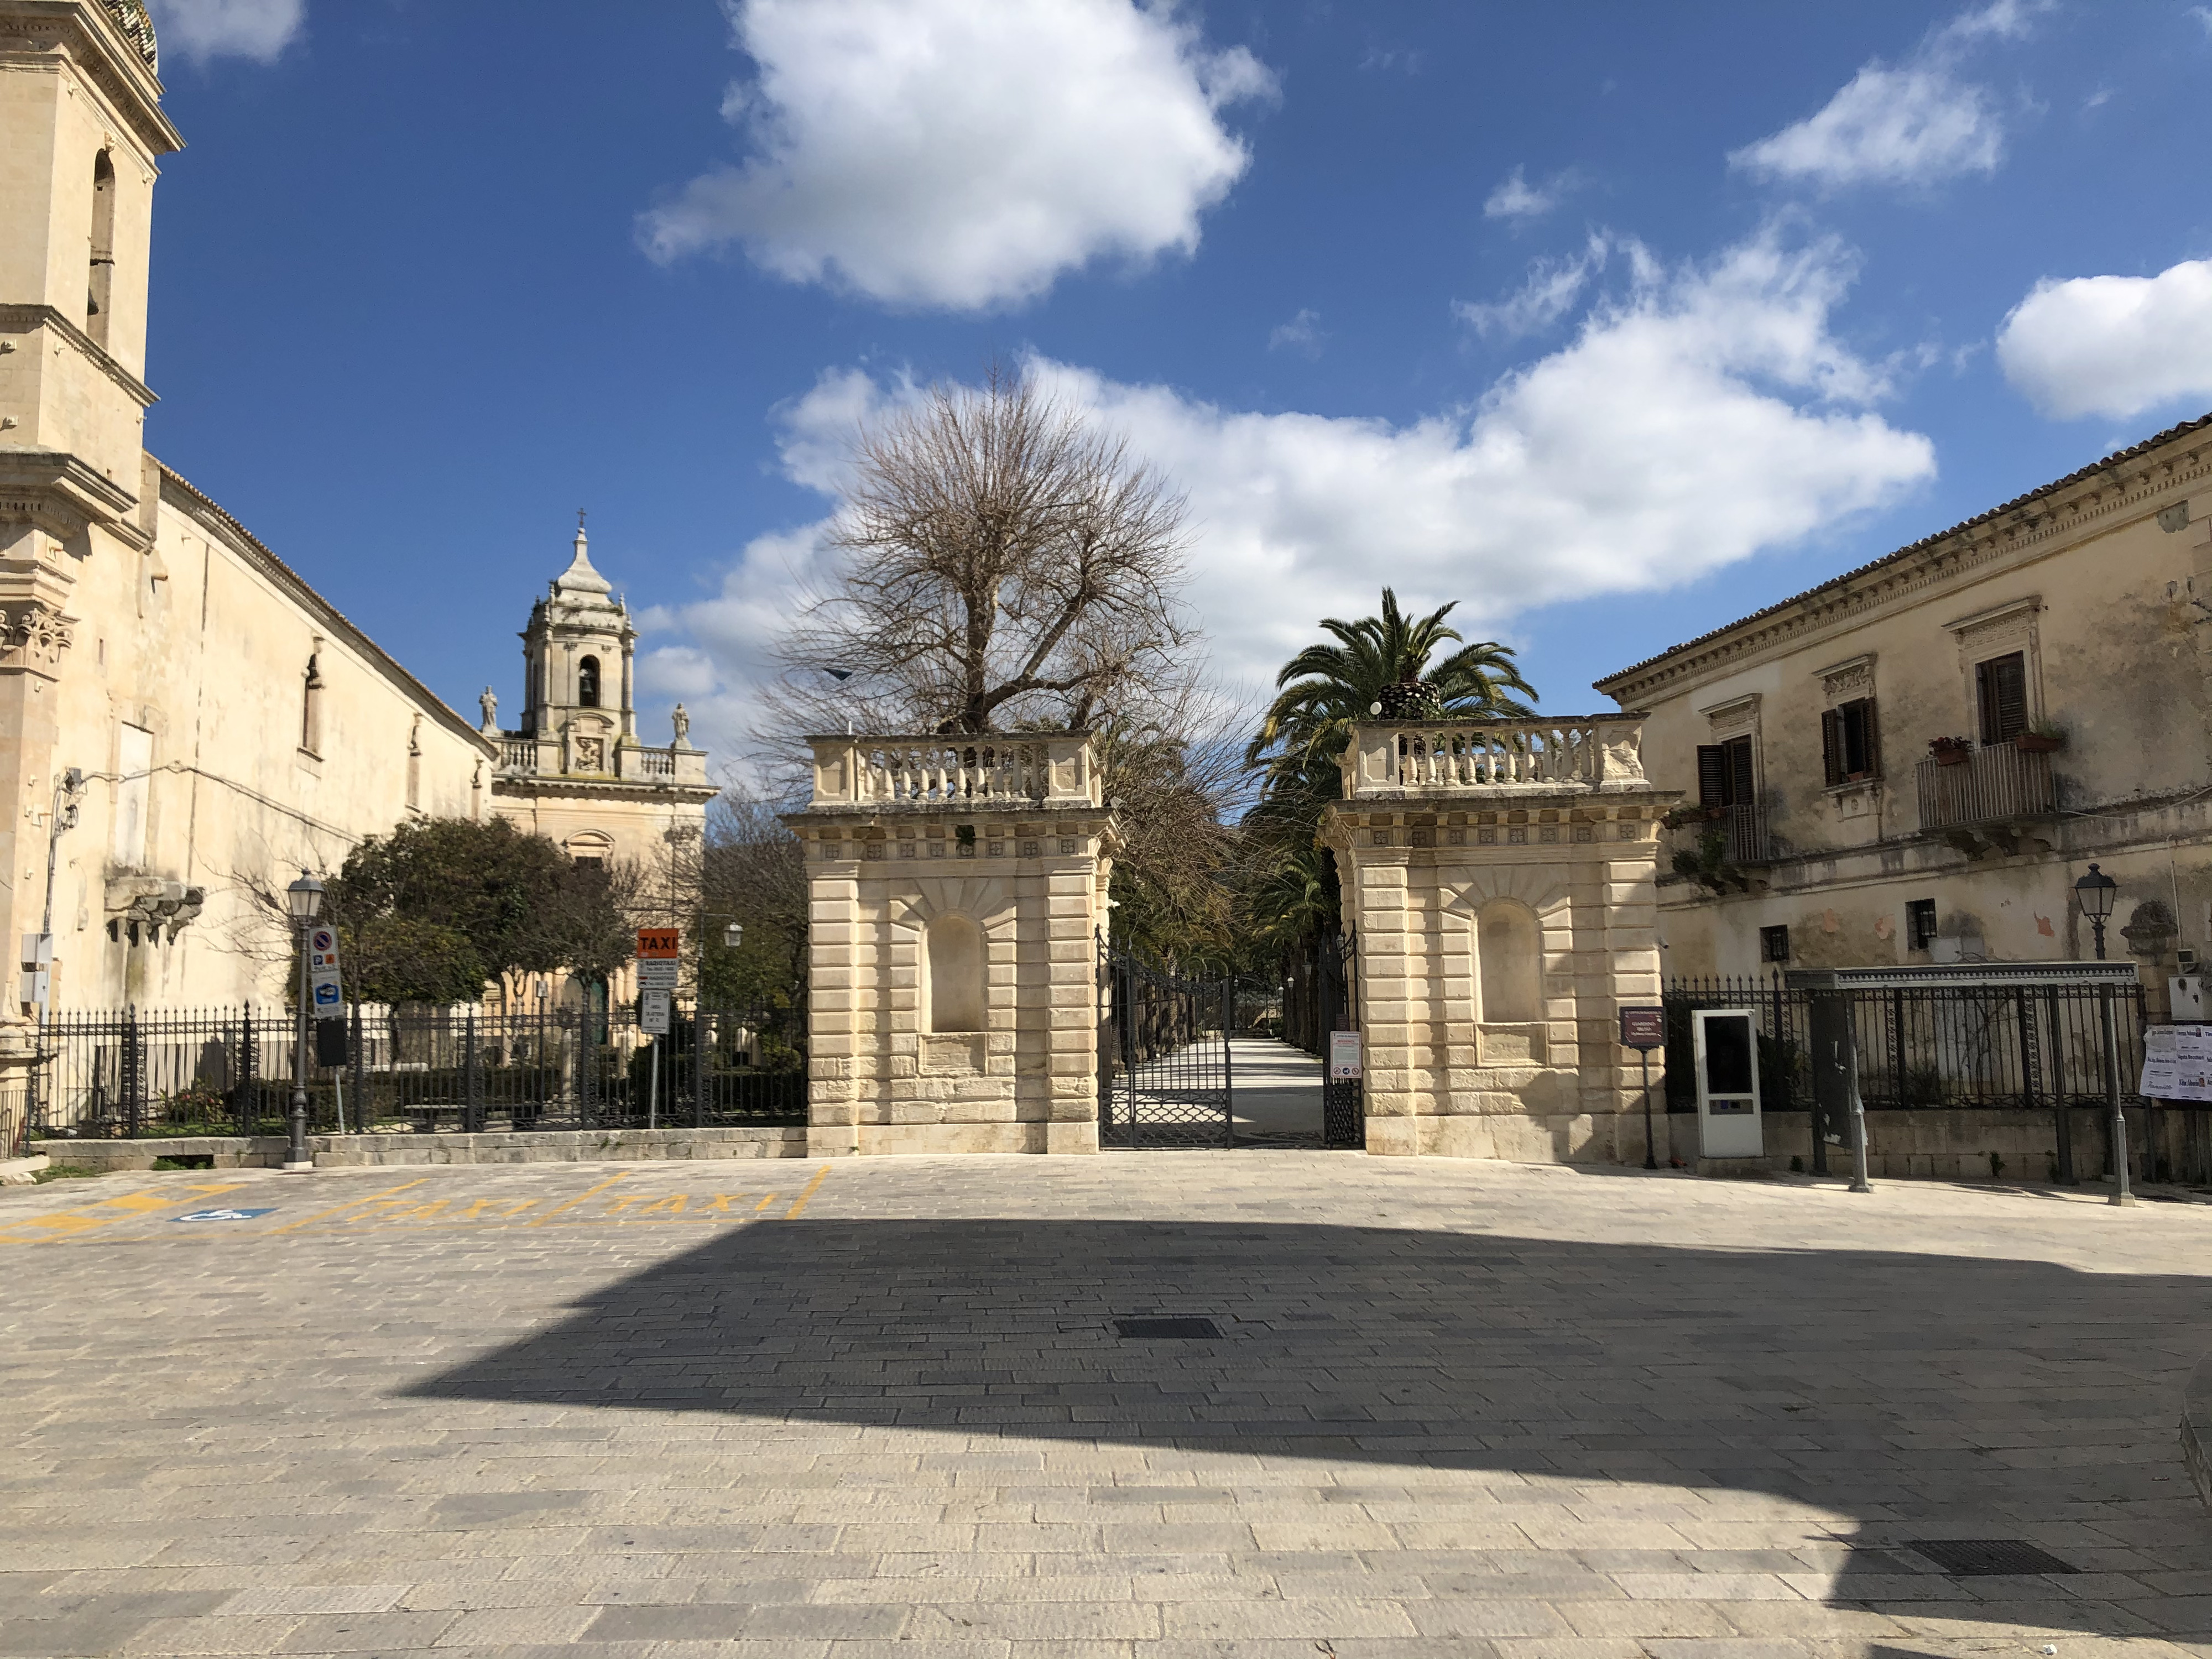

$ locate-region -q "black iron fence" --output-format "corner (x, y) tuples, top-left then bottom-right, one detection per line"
(27, 1000), (806, 1141)
(1283, 930), (1364, 1150)
(1662, 973), (2147, 1117)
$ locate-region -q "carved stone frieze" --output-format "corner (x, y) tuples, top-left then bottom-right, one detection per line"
(0, 601), (75, 675)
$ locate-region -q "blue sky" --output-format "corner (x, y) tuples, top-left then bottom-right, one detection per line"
(139, 0), (2212, 760)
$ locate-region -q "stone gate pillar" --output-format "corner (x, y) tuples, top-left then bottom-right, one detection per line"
(1322, 716), (1681, 1163)
(787, 731), (1115, 1157)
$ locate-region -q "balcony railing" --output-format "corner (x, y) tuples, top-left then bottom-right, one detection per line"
(491, 735), (706, 787)
(1341, 716), (1647, 797)
(1715, 801), (1769, 864)
(1915, 745), (2054, 832)
(807, 732), (1102, 810)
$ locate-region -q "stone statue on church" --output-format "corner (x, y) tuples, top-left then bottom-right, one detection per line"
(478, 686), (498, 733)
(671, 703), (692, 749)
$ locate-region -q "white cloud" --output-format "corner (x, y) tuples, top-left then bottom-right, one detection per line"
(1268, 309), (1325, 354)
(638, 0), (1275, 310)
(1483, 166), (1566, 222)
(1727, 1), (2047, 190)
(1455, 233), (1634, 342)
(1730, 63), (2001, 188)
(145, 0), (303, 63)
(659, 229), (1933, 757)
(1996, 257), (2212, 420)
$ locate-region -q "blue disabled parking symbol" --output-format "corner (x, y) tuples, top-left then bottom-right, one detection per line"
(174, 1208), (276, 1223)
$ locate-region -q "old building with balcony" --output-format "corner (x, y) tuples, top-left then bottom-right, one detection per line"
(1595, 411), (2212, 1001)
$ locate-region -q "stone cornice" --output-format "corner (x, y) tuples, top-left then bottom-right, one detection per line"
(156, 461), (496, 757)
(1595, 412), (2212, 708)
(0, 2), (182, 156)
(0, 444), (135, 534)
(0, 304), (157, 408)
(490, 776), (717, 807)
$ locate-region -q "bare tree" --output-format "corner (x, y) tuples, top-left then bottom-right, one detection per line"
(770, 363), (1196, 737)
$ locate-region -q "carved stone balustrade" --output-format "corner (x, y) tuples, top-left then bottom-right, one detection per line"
(1339, 715), (1652, 800)
(806, 731), (1101, 812)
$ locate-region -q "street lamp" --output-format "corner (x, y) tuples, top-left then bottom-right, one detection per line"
(283, 872), (324, 1173)
(2072, 864), (2136, 1208)
(723, 922), (743, 951)
(2074, 863), (2117, 959)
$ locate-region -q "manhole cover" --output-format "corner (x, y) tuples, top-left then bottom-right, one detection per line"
(1115, 1317), (1221, 1339)
(1906, 1540), (2076, 1577)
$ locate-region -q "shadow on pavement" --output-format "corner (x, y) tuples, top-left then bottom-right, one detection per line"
(408, 1217), (2212, 1636)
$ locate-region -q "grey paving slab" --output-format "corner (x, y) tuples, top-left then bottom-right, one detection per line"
(2, 1154), (2210, 1657)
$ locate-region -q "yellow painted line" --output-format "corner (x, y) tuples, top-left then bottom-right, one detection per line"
(0, 1182), (253, 1244)
(268, 1178), (429, 1235)
(526, 1170), (630, 1226)
(784, 1165), (832, 1219)
(753, 1192), (779, 1213)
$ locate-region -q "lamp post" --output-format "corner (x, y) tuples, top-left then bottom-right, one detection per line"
(283, 872), (323, 1172)
(2074, 863), (2117, 961)
(2073, 864), (2135, 1208)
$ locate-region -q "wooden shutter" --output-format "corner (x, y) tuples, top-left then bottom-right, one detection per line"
(1821, 708), (1844, 788)
(1697, 745), (1725, 808)
(1725, 735), (1755, 808)
(1976, 653), (2027, 744)
(1859, 698), (1881, 778)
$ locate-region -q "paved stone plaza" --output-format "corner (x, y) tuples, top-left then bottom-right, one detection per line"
(2, 1154), (2209, 1659)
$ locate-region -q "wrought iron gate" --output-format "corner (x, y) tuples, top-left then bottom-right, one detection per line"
(1317, 929), (1364, 1150)
(1100, 954), (1234, 1149)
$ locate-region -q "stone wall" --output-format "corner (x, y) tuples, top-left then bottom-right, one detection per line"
(789, 733), (1114, 1157)
(1324, 718), (1679, 1164)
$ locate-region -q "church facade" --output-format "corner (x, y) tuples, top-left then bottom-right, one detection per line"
(0, 0), (709, 1015)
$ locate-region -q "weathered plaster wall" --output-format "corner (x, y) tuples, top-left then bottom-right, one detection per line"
(1603, 416), (2212, 994)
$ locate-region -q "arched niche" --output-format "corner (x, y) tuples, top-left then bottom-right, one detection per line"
(1474, 899), (1542, 1025)
(925, 913), (986, 1034)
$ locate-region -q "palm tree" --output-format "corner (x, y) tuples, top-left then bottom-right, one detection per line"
(1237, 589), (1537, 952)
(1245, 588), (1535, 794)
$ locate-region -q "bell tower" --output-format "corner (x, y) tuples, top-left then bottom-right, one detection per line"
(0, 2), (179, 1035)
(0, 0), (178, 552)
(519, 518), (638, 776)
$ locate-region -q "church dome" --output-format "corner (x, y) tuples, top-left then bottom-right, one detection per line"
(100, 0), (159, 72)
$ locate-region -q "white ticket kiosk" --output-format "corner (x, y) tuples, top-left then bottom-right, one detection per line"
(1692, 1008), (1764, 1158)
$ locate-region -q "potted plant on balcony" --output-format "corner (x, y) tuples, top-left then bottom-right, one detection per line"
(1928, 735), (1972, 767)
(2013, 722), (2065, 754)
(1660, 805), (1724, 830)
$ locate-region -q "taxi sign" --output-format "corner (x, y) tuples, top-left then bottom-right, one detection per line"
(637, 928), (681, 959)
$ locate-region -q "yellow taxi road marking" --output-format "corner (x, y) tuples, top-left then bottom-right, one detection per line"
(268, 1178), (430, 1235)
(784, 1165), (832, 1218)
(753, 1192), (780, 1213)
(0, 1182), (252, 1244)
(526, 1170), (630, 1225)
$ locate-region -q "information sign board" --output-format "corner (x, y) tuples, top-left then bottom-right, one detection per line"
(2141, 1025), (2212, 1102)
(636, 959), (681, 992)
(1328, 1030), (1362, 1080)
(640, 988), (672, 1036)
(308, 926), (340, 972)
(637, 928), (681, 959)
(1618, 1005), (1665, 1051)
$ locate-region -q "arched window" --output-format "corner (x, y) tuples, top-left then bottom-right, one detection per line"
(87, 150), (115, 348)
(577, 655), (601, 708)
(1475, 900), (1542, 1024)
(925, 914), (985, 1033)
